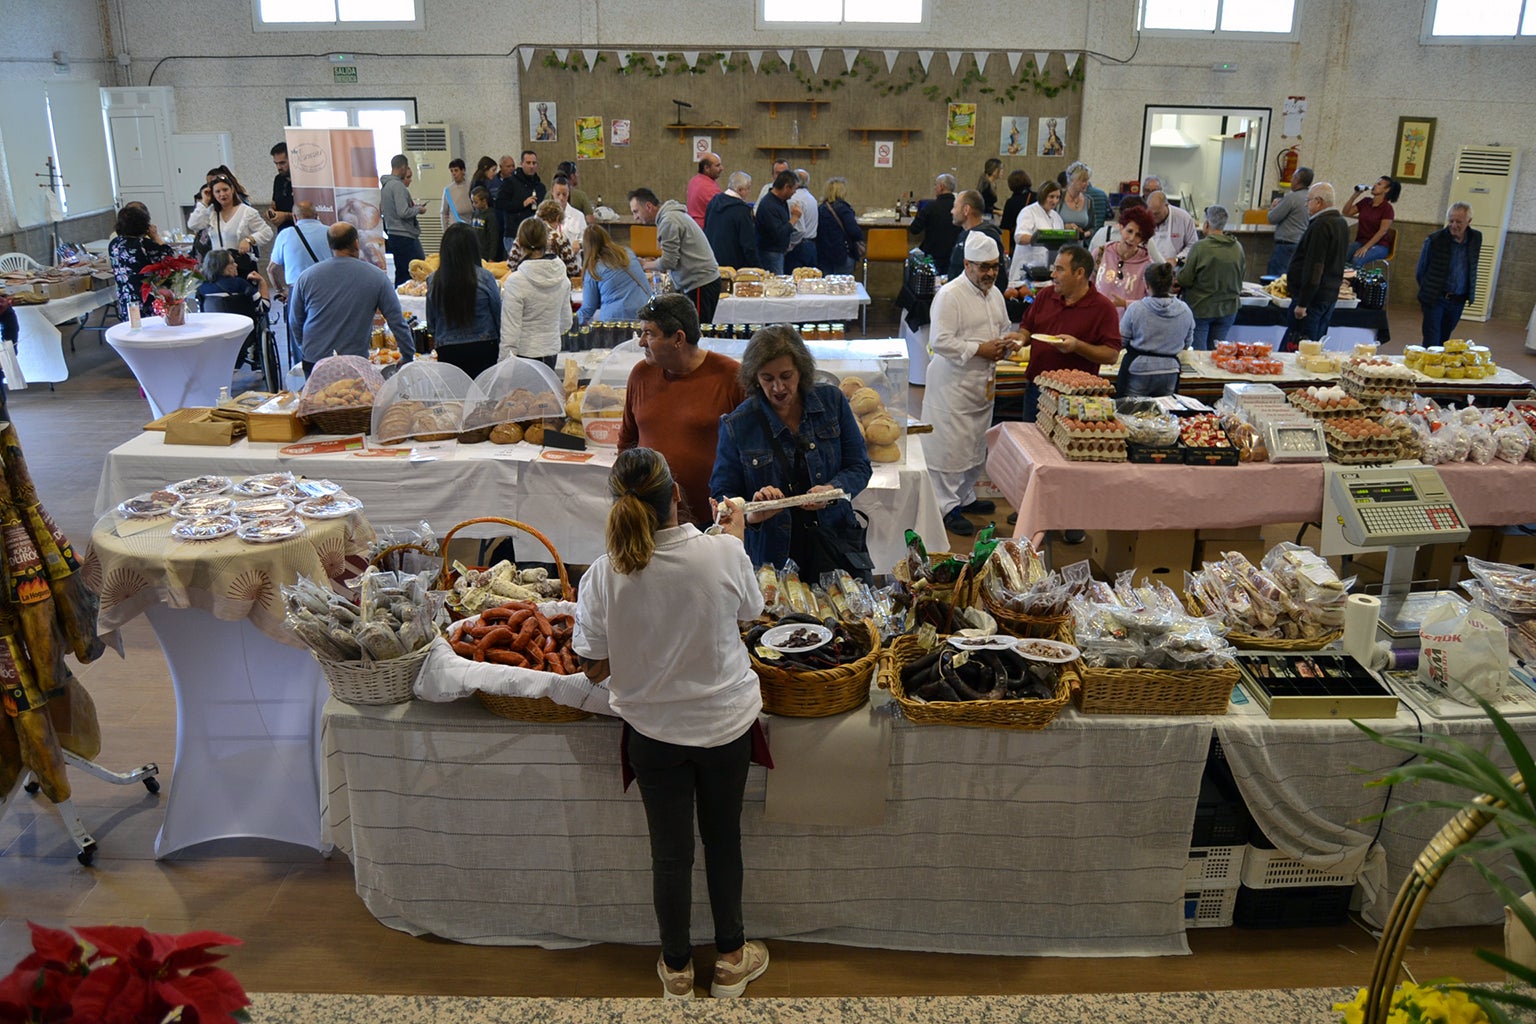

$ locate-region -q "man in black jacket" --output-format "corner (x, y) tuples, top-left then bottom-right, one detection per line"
(1415, 201), (1482, 346)
(907, 174), (960, 267)
(704, 171), (761, 270)
(948, 190), (1007, 291)
(754, 171), (796, 276)
(495, 150), (545, 256)
(1281, 182), (1350, 351)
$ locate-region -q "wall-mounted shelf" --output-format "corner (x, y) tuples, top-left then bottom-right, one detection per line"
(848, 127), (920, 147)
(756, 144), (832, 164)
(758, 99), (830, 120)
(666, 123), (741, 143)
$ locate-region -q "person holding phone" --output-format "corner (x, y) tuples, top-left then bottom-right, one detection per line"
(187, 176), (272, 274)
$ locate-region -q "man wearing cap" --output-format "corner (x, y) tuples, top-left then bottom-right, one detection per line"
(923, 233), (1023, 537)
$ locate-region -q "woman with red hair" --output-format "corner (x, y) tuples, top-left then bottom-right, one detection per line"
(1095, 204), (1157, 317)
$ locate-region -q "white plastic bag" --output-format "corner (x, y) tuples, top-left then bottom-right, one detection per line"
(1419, 600), (1510, 705)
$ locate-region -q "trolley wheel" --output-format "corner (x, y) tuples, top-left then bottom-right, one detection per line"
(143, 777), (161, 795)
(23, 781), (39, 796)
(76, 841), (97, 867)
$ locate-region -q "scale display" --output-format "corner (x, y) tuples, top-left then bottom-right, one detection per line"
(1327, 465), (1469, 549)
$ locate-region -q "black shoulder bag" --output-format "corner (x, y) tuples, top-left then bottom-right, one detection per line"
(758, 404), (874, 582)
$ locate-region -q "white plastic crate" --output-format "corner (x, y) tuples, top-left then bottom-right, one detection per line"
(1185, 845), (1246, 890)
(1183, 887), (1237, 928)
(1240, 845), (1359, 889)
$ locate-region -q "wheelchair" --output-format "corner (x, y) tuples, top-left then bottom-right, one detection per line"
(198, 292), (283, 392)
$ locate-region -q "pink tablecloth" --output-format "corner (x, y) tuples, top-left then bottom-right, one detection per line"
(985, 423), (1536, 539)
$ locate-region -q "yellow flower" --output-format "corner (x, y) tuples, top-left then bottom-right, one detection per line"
(1335, 980), (1491, 1024)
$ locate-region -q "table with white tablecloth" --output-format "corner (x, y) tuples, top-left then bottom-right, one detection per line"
(88, 510), (372, 857)
(713, 285), (871, 325)
(13, 287), (115, 386)
(95, 433), (947, 570)
(105, 312), (253, 418)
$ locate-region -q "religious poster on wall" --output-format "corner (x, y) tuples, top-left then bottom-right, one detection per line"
(946, 103), (976, 147)
(285, 126), (386, 271)
(611, 119), (631, 146)
(874, 139), (894, 168)
(1000, 116), (1029, 156)
(575, 116), (604, 160)
(1039, 117), (1067, 157)
(529, 102), (557, 142)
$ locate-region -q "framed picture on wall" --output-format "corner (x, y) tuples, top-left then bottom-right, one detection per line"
(1392, 116), (1435, 185)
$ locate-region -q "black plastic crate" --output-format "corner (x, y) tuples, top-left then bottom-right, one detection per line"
(1233, 884), (1353, 928)
(1192, 774), (1253, 847)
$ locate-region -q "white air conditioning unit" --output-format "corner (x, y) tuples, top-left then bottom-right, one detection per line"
(401, 123), (457, 257)
(1448, 145), (1519, 322)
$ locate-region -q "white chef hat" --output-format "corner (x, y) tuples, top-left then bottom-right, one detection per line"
(963, 232), (999, 262)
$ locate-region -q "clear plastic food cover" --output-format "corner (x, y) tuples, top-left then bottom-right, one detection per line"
(371, 360), (474, 443)
(296, 355), (385, 417)
(578, 340), (641, 447)
(460, 357), (566, 443)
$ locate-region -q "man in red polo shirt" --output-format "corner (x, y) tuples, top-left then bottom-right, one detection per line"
(1019, 244), (1122, 422)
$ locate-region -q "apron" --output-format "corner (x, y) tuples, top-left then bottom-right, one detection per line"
(923, 280), (1010, 472)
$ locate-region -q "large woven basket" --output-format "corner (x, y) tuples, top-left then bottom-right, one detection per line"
(877, 632), (1072, 730)
(1182, 595), (1343, 651)
(1074, 663), (1238, 716)
(748, 619), (880, 718)
(319, 645), (430, 705)
(475, 690), (592, 723)
(437, 516), (573, 621)
(981, 588), (1073, 640)
(303, 406), (373, 436)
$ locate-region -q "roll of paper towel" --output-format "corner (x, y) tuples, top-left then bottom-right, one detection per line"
(1343, 593), (1381, 667)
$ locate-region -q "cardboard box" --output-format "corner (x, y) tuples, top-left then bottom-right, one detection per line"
(39, 276), (91, 300)
(165, 409), (242, 447)
(1196, 539), (1268, 568)
(1493, 526), (1536, 569)
(1095, 529), (1196, 594)
(242, 393), (308, 443)
(1197, 526), (1265, 542)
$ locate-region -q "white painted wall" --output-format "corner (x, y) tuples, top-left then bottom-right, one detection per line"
(4, 0), (1535, 235)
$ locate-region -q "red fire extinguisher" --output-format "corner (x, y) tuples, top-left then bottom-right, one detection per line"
(1276, 144), (1300, 186)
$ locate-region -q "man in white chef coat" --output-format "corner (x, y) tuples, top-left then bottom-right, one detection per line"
(923, 233), (1023, 537)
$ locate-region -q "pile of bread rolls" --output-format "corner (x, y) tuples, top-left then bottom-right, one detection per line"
(840, 376), (902, 463)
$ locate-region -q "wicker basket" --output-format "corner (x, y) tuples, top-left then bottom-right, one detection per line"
(1074, 663), (1239, 716)
(892, 555), (974, 602)
(475, 690), (592, 723)
(436, 516), (574, 601)
(1181, 595), (1344, 651)
(318, 645), (430, 705)
(877, 632), (1072, 730)
(303, 406), (374, 436)
(749, 619), (880, 718)
(981, 588), (1073, 639)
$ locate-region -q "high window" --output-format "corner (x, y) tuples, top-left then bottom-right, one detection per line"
(255, 0), (423, 30)
(760, 0), (924, 26)
(1139, 0), (1298, 38)
(1423, 0), (1536, 40)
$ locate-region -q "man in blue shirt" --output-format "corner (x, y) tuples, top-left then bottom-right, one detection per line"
(1415, 201), (1482, 346)
(288, 223), (415, 374)
(267, 202), (333, 363)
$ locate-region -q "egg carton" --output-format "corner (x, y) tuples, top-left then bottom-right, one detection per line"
(1287, 393), (1375, 418)
(1055, 439), (1128, 462)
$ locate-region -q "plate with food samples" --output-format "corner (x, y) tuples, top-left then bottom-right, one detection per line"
(232, 472), (296, 497)
(1012, 637), (1081, 663)
(168, 475), (233, 497)
(947, 634), (1017, 651)
(170, 514), (239, 542)
(236, 515), (307, 544)
(296, 494), (363, 520)
(117, 490), (181, 519)
(231, 496), (295, 519)
(760, 623), (832, 653)
(1031, 333), (1073, 350)
(170, 494), (236, 519)
(279, 479), (342, 501)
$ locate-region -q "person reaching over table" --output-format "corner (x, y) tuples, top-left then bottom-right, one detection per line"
(427, 223), (502, 379)
(618, 295), (745, 529)
(572, 446), (769, 1002)
(711, 326), (873, 579)
(1116, 262), (1192, 398)
(1019, 245), (1122, 422)
(629, 188), (723, 323)
(1146, 191), (1198, 263)
(108, 202), (173, 320)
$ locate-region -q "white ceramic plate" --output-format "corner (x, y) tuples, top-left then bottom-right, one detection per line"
(1012, 637), (1082, 663)
(947, 634), (1017, 651)
(171, 494), (235, 519)
(170, 514), (239, 541)
(118, 490), (180, 518)
(232, 496), (296, 519)
(232, 472), (296, 496)
(761, 623), (832, 653)
(236, 515), (307, 544)
(168, 474), (233, 497)
(297, 494), (363, 520)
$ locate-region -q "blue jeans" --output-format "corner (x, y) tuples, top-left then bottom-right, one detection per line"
(785, 239), (816, 272)
(1192, 313), (1237, 351)
(1348, 242), (1389, 268)
(761, 251), (785, 275)
(1280, 295), (1338, 351)
(1421, 297), (1469, 346)
(1022, 382), (1040, 423)
(1266, 242), (1297, 278)
(385, 234), (424, 286)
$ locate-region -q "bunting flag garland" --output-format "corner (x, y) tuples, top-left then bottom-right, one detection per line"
(842, 48), (860, 71)
(777, 48), (795, 67)
(682, 51), (700, 68)
(973, 51), (989, 73)
(619, 51), (633, 69)
(1034, 52), (1050, 72)
(883, 49), (900, 73)
(519, 47), (536, 70)
(946, 50), (964, 75)
(1007, 51), (1023, 74)
(582, 49), (599, 71)
(552, 48), (568, 64)
(1063, 52), (1079, 75)
(747, 50), (764, 72)
(806, 48), (823, 73)
(916, 50), (934, 74)
(652, 51), (668, 66)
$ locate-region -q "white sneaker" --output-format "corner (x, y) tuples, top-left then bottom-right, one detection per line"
(657, 955), (695, 1000)
(710, 940), (769, 998)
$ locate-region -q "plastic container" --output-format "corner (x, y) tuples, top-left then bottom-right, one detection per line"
(1233, 884), (1353, 928)
(1240, 842), (1359, 889)
(578, 340), (642, 447)
(1191, 774), (1254, 848)
(1184, 887), (1237, 929)
(1185, 845), (1247, 891)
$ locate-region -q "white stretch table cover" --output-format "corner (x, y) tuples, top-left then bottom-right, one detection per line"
(105, 312), (252, 418)
(713, 285), (871, 325)
(323, 697), (1208, 955)
(1215, 708), (1536, 930)
(13, 287), (114, 385)
(899, 320), (929, 386)
(398, 294), (424, 321)
(95, 433), (948, 571)
(88, 511), (373, 856)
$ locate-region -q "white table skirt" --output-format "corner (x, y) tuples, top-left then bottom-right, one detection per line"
(713, 285), (871, 325)
(95, 432), (948, 571)
(105, 312), (253, 418)
(323, 697), (1208, 956)
(13, 287), (114, 385)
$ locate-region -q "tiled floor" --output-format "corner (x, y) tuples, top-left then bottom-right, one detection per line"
(0, 301), (1523, 996)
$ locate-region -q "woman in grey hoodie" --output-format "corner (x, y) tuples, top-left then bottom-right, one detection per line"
(1116, 262), (1193, 398)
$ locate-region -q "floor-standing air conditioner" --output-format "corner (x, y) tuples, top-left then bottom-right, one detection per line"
(1448, 145), (1520, 323)
(401, 123), (458, 258)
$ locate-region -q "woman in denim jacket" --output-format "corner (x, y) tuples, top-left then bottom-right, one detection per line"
(710, 325), (872, 577)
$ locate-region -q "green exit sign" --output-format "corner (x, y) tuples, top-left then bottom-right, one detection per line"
(333, 65), (358, 84)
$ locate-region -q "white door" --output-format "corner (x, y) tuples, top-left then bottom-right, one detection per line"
(109, 115), (163, 190)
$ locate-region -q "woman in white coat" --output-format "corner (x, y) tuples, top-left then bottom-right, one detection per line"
(1008, 180), (1064, 284)
(187, 175), (272, 265)
(499, 217), (572, 366)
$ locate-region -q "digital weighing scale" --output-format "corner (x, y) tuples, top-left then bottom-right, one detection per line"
(1322, 463), (1470, 601)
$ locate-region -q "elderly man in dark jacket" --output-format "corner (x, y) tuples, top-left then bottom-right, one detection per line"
(1280, 182), (1350, 352)
(704, 171), (761, 270)
(1416, 201), (1482, 346)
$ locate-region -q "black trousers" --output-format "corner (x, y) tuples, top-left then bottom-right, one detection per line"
(688, 277), (723, 324)
(435, 339), (499, 380)
(626, 723), (752, 968)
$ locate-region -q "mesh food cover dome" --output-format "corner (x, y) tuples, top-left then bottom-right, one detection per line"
(577, 340), (642, 447)
(460, 357), (566, 445)
(371, 360), (474, 443)
(296, 355), (385, 416)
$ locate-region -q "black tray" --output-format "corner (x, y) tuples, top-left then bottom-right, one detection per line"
(1183, 444), (1240, 466)
(1127, 441), (1182, 464)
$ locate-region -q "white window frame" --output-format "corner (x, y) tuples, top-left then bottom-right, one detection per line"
(1136, 0), (1301, 42)
(757, 0), (929, 31)
(1420, 0), (1536, 43)
(253, 0), (424, 32)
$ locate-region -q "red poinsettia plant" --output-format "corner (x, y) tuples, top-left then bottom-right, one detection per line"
(139, 255), (203, 306)
(0, 921), (251, 1023)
